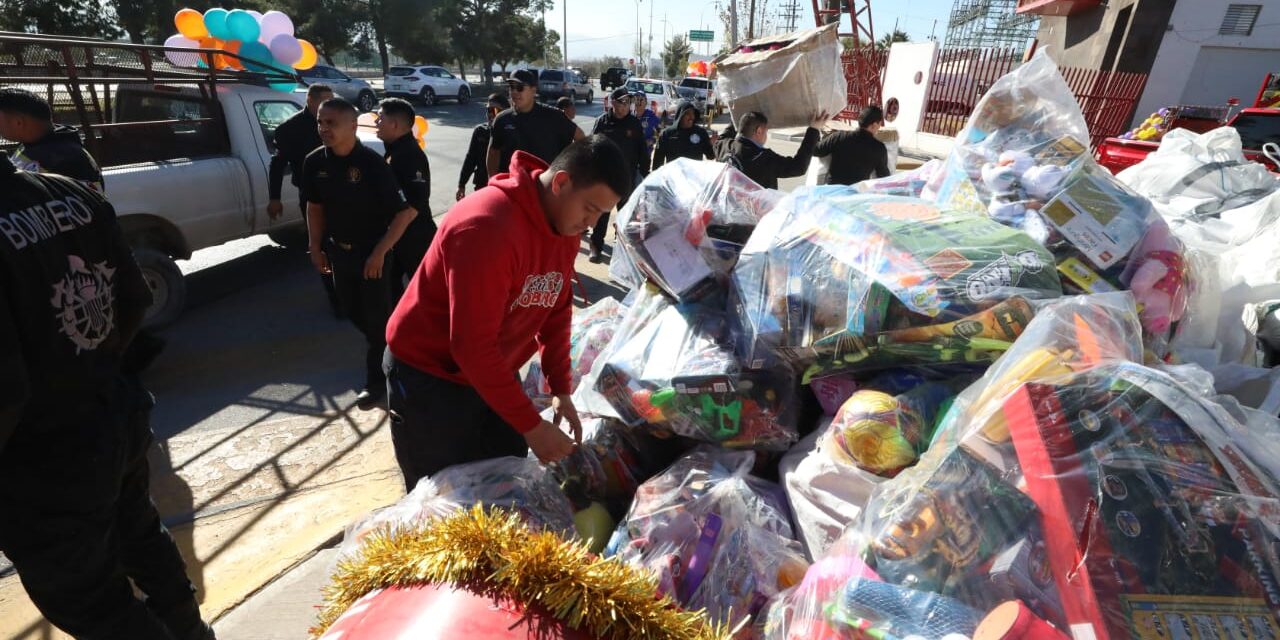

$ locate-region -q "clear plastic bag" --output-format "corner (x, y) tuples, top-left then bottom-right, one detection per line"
(764, 293), (1280, 640)
(853, 158), (944, 198)
(522, 297), (625, 409)
(609, 158), (780, 301)
(593, 284), (800, 450)
(730, 190), (1060, 379)
(715, 23), (846, 129)
(923, 49), (1091, 235)
(605, 447), (809, 629)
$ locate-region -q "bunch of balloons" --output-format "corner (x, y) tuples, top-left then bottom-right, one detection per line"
(164, 8), (317, 92)
(1119, 107), (1173, 142)
(684, 60), (715, 77)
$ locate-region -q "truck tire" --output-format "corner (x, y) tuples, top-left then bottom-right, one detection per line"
(457, 86), (471, 104)
(568, 90), (576, 104)
(584, 90), (593, 104)
(134, 247), (186, 329)
(419, 87), (437, 106)
(357, 91), (377, 112)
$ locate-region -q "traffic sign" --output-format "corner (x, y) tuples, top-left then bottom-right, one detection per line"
(688, 30), (714, 42)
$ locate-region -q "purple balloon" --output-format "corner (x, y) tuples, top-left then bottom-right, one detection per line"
(269, 34), (303, 66)
(259, 11), (294, 43)
(163, 35), (201, 67)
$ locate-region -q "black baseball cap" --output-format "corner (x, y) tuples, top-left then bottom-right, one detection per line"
(609, 87), (631, 102)
(508, 69), (538, 87)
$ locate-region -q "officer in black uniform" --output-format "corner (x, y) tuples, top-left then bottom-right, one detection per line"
(587, 88), (648, 262)
(266, 83), (342, 315)
(814, 105), (891, 186)
(456, 93), (509, 201)
(303, 98), (418, 410)
(487, 69), (584, 178)
(725, 110), (826, 189)
(0, 152), (214, 639)
(651, 99), (717, 170)
(0, 87), (103, 191)
(375, 97), (436, 304)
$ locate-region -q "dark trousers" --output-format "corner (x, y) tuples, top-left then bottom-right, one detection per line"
(0, 377), (207, 640)
(328, 241), (393, 391)
(389, 217), (435, 307)
(589, 210), (611, 252)
(299, 200), (341, 312)
(384, 350), (528, 492)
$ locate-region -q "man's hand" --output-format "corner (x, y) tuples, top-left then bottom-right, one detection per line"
(309, 247), (331, 274)
(551, 394), (583, 444)
(455, 187), (466, 202)
(810, 111), (831, 130)
(267, 200), (284, 220)
(524, 420), (576, 464)
(363, 248), (387, 280)
(710, 131), (720, 144)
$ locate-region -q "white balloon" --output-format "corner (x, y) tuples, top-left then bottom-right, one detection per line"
(163, 34), (201, 67)
(247, 10), (264, 21)
(259, 10), (294, 43)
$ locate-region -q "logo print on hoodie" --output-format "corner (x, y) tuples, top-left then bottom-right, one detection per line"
(51, 255), (115, 353)
(511, 272), (564, 310)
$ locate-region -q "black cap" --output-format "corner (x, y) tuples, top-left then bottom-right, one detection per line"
(609, 87), (630, 102)
(508, 69), (538, 86)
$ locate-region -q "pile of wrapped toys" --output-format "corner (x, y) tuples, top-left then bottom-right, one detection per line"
(314, 49), (1280, 640)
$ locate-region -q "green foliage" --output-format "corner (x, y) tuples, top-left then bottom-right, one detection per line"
(877, 29), (909, 49)
(662, 34), (691, 79)
(1, 0), (123, 38)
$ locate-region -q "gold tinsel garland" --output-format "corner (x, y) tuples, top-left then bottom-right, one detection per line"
(310, 505), (730, 640)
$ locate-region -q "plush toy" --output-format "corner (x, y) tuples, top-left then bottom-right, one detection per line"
(1021, 164), (1071, 200)
(1122, 221), (1190, 336)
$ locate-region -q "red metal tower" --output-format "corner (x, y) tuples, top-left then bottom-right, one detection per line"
(813, 0), (882, 118)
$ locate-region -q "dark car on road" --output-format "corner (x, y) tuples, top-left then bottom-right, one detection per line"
(537, 69), (594, 103)
(601, 67), (631, 91)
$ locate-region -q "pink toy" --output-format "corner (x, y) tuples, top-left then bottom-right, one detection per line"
(1122, 220), (1190, 336)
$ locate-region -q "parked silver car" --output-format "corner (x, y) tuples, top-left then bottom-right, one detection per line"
(538, 69), (593, 103)
(299, 65), (378, 112)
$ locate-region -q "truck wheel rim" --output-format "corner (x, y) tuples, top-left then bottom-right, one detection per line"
(142, 269), (168, 315)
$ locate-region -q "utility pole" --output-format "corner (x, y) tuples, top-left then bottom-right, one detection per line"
(648, 0), (654, 76)
(747, 0), (755, 39)
(660, 15), (670, 79)
(729, 0), (738, 46)
(930, 19), (937, 41)
(563, 0), (568, 67)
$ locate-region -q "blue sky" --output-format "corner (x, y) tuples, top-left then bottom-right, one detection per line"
(551, 0), (956, 61)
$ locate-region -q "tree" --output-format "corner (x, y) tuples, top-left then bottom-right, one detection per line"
(877, 29), (909, 50)
(112, 0), (172, 44)
(282, 0), (367, 65)
(448, 0), (551, 83)
(382, 0), (456, 67)
(1, 0), (123, 38)
(539, 29), (563, 68)
(662, 34), (691, 80)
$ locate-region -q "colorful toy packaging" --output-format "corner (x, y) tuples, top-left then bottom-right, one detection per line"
(605, 447), (810, 630)
(730, 190), (1060, 381)
(523, 297), (625, 409)
(609, 158), (780, 302)
(853, 158), (944, 199)
(591, 284), (800, 451)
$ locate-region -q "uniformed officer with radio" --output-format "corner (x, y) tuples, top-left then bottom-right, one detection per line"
(0, 151), (214, 639)
(303, 98), (418, 410)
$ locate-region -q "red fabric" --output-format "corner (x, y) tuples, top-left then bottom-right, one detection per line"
(319, 584), (598, 640)
(386, 151), (576, 433)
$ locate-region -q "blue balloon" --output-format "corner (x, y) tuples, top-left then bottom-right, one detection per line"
(269, 80), (298, 93)
(238, 41), (276, 73)
(225, 10), (260, 43)
(203, 8), (230, 40)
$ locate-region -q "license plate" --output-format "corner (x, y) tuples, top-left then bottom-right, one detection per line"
(388, 82), (403, 91)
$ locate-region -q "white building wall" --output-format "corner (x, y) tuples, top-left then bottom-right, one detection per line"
(1133, 0), (1280, 126)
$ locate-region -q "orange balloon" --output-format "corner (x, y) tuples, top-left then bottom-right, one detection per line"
(294, 39), (318, 70)
(222, 39), (244, 70)
(174, 8), (208, 39)
(413, 115), (429, 149)
(195, 37), (218, 67)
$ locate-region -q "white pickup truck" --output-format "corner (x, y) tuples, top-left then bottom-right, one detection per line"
(0, 33), (385, 326)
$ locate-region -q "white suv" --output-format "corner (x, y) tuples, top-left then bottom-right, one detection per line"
(625, 78), (680, 120)
(385, 65), (471, 106)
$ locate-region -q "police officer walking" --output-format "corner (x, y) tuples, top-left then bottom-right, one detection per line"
(0, 152), (214, 639)
(303, 98), (419, 410)
(0, 88), (103, 191)
(651, 99), (717, 170)
(375, 98), (436, 305)
(487, 69), (584, 178)
(267, 83), (341, 316)
(588, 88), (648, 262)
(456, 93), (509, 201)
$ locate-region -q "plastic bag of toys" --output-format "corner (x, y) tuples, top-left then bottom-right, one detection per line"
(923, 50), (1091, 237)
(608, 158), (780, 301)
(592, 284), (800, 451)
(523, 297), (625, 409)
(605, 447), (810, 630)
(715, 23), (847, 129)
(334, 456), (575, 564)
(764, 292), (1280, 640)
(853, 158), (944, 198)
(730, 190), (1060, 380)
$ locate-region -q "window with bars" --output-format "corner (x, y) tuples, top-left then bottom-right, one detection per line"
(1220, 4), (1263, 36)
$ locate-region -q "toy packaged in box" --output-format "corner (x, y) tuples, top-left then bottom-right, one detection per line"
(609, 158), (780, 301)
(523, 297), (625, 409)
(605, 447), (809, 630)
(593, 285), (800, 450)
(1003, 364), (1280, 640)
(730, 190), (1060, 379)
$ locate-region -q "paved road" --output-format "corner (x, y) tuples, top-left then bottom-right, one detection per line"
(145, 97), (728, 439)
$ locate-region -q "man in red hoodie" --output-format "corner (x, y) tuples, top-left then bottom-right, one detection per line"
(385, 136), (632, 490)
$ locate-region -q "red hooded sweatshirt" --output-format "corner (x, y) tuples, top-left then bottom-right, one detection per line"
(386, 151), (575, 433)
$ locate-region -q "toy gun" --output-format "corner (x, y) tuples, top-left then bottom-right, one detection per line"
(632, 387), (744, 440)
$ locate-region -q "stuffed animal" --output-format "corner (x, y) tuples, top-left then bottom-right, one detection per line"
(1122, 221), (1189, 336)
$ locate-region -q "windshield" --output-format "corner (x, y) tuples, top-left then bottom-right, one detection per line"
(540, 70), (563, 81)
(1233, 113), (1280, 150)
(679, 78), (710, 90)
(387, 67), (415, 76)
(627, 80), (663, 94)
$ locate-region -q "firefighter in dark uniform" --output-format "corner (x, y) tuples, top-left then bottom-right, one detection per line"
(0, 152), (214, 639)
(456, 93), (509, 201)
(0, 88), (104, 192)
(303, 98), (418, 410)
(374, 98), (436, 305)
(587, 88), (648, 262)
(266, 83), (341, 315)
(651, 99), (717, 170)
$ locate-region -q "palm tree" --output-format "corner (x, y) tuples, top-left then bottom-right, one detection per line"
(877, 29), (909, 50)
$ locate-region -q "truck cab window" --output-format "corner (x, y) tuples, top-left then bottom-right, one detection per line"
(254, 101), (303, 154)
